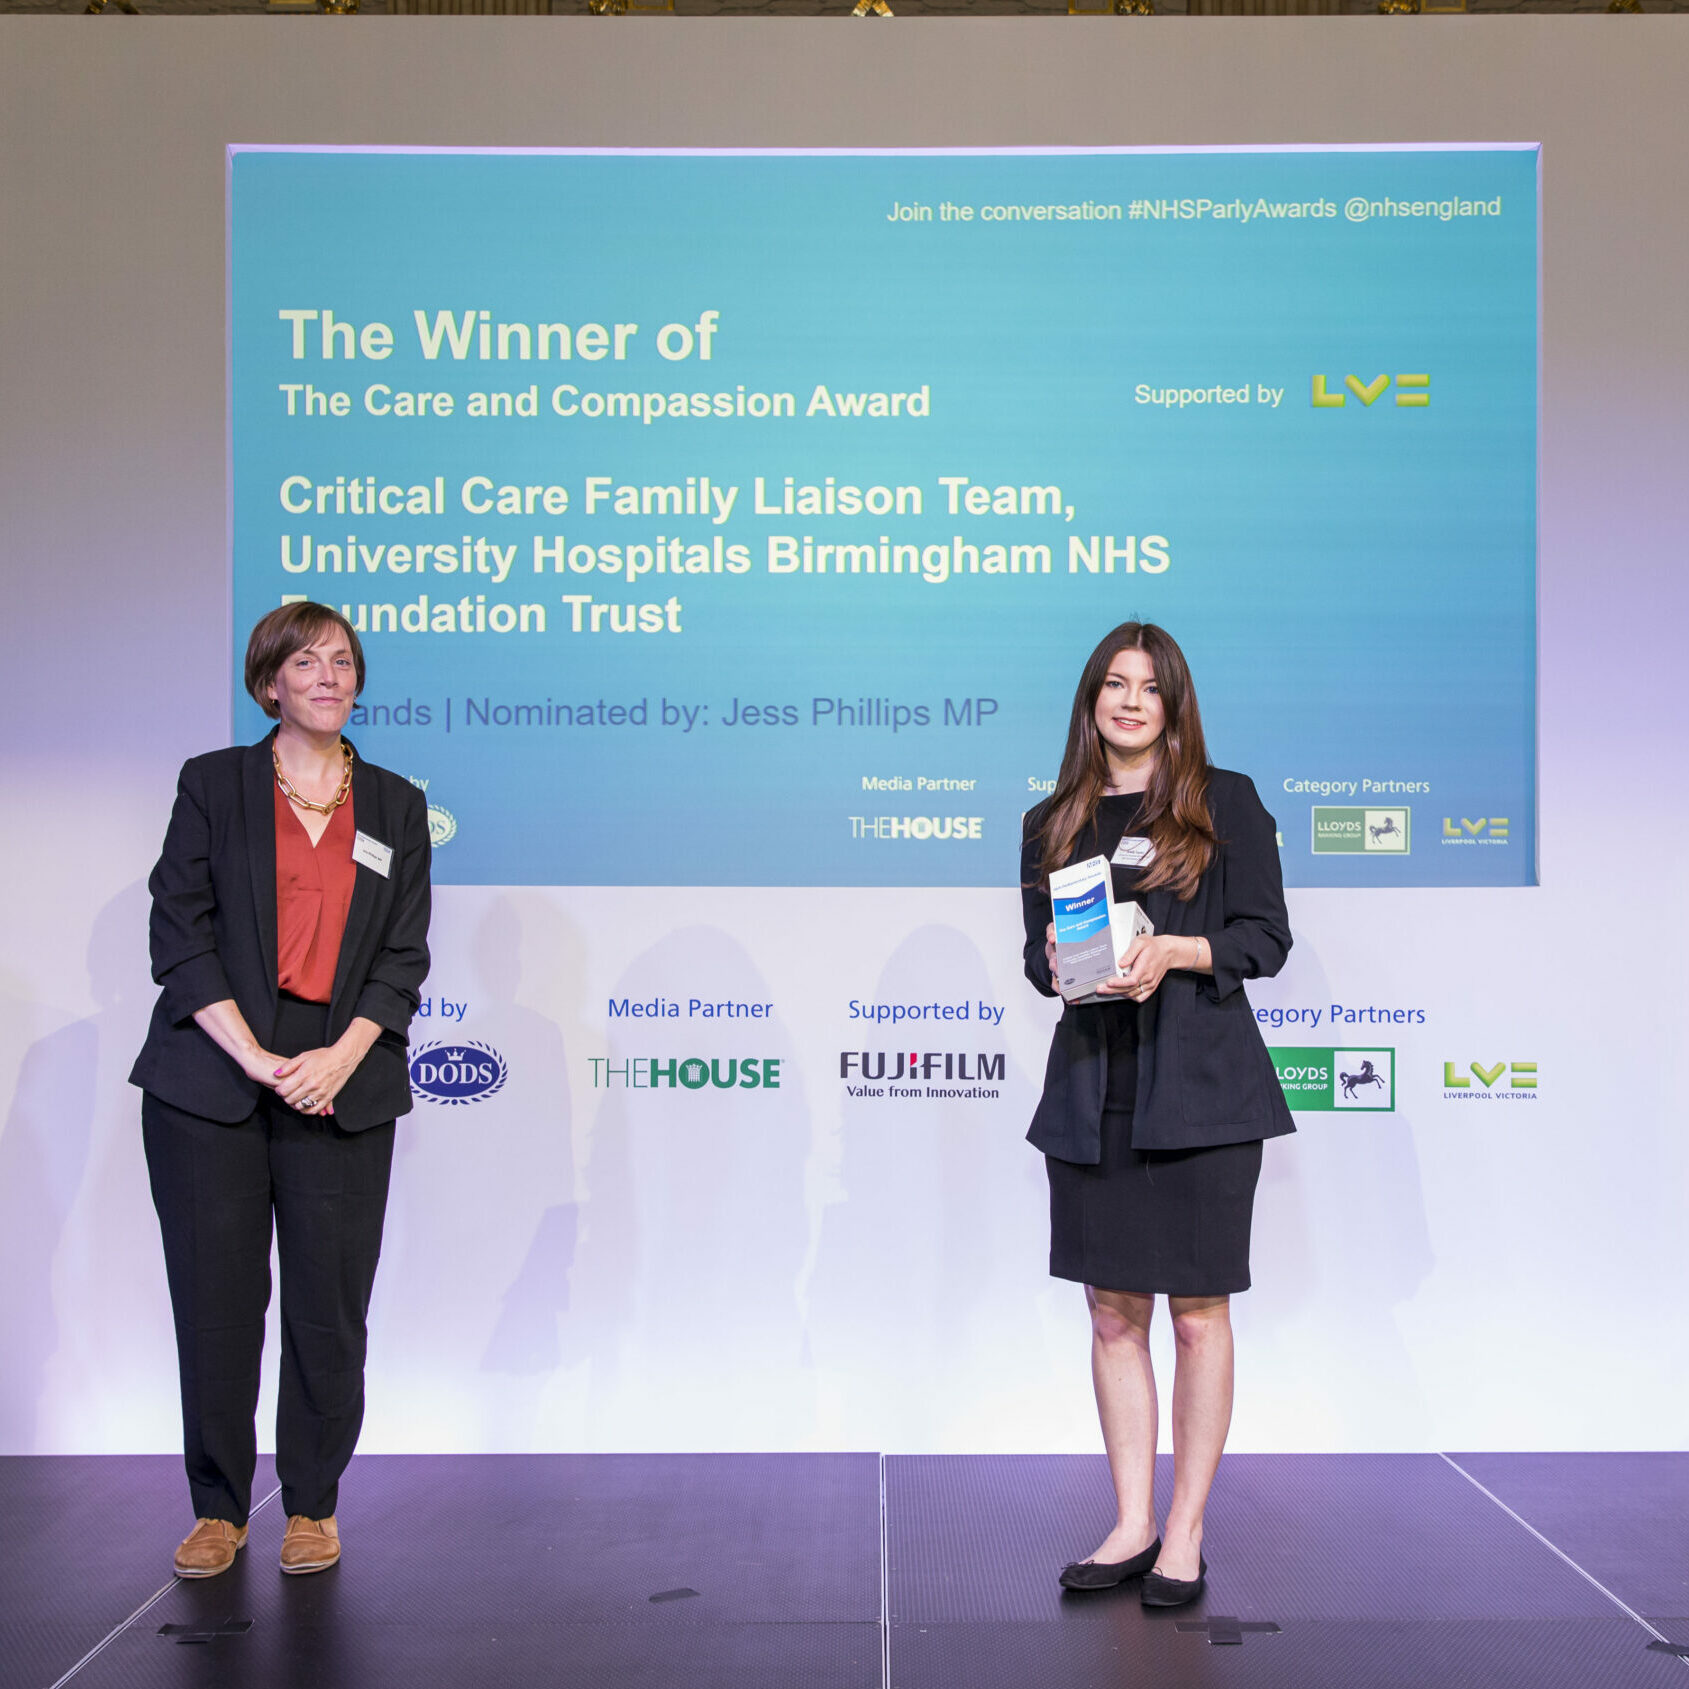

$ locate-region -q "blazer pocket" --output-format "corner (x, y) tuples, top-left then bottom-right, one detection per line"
(1181, 989), (1267, 1127)
(339, 1036), (410, 1131)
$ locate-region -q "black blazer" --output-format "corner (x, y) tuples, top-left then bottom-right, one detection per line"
(1021, 767), (1295, 1160)
(128, 733), (432, 1132)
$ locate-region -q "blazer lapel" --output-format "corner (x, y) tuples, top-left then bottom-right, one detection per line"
(330, 742), (381, 1016)
(244, 735), (279, 994)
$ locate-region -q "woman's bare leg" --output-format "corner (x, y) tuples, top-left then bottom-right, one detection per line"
(1155, 1294), (1234, 1580)
(1081, 1286), (1160, 1563)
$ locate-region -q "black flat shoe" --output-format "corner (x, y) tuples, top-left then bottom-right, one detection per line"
(1058, 1538), (1161, 1591)
(1140, 1555), (1206, 1607)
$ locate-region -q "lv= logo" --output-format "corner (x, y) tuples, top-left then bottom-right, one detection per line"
(1444, 1061), (1537, 1090)
(1312, 373), (1430, 408)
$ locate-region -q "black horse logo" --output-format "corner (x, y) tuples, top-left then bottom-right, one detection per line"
(1368, 816), (1402, 846)
(1339, 1058), (1388, 1101)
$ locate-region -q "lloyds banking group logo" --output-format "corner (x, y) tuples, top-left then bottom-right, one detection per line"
(1311, 807), (1410, 855)
(1270, 1048), (1394, 1112)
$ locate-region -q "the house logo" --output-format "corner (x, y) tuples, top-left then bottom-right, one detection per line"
(1311, 807), (1410, 855)
(590, 1057), (783, 1090)
(1270, 1048), (1394, 1112)
(849, 815), (985, 842)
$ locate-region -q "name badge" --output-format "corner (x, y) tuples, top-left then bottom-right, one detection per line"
(352, 831), (393, 878)
(1112, 835), (1156, 868)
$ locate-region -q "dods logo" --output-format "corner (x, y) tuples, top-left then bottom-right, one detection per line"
(1311, 373), (1430, 409)
(1441, 817), (1509, 846)
(1443, 1060), (1537, 1099)
(409, 1041), (508, 1104)
(427, 805), (458, 848)
(403, 774), (455, 848)
(1270, 1048), (1394, 1112)
(1311, 807), (1410, 855)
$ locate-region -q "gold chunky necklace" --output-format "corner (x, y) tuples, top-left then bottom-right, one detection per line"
(274, 740), (354, 817)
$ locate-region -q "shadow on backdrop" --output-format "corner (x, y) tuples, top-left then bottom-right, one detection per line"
(1241, 923), (1436, 1444)
(369, 894), (578, 1447)
(0, 880), (152, 1450)
(570, 924), (813, 1447)
(805, 921), (1044, 1447)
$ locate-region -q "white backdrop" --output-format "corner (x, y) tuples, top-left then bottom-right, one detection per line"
(2, 19), (1686, 1457)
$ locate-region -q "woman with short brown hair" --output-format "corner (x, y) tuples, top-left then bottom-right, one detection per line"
(131, 602), (430, 1578)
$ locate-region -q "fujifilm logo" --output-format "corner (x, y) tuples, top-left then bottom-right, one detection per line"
(849, 815), (984, 841)
(841, 1050), (1004, 1101)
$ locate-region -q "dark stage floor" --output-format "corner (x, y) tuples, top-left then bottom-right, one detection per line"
(4, 1451), (1685, 1689)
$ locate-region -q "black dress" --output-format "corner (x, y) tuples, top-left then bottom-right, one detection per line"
(1043, 794), (1263, 1297)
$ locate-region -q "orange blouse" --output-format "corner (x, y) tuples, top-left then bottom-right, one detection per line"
(274, 783), (357, 1004)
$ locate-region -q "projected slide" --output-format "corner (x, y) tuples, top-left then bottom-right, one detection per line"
(230, 146), (1538, 887)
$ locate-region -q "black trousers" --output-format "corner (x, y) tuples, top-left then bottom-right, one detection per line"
(141, 997), (395, 1525)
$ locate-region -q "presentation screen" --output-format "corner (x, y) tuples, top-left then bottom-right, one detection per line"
(231, 145), (1538, 887)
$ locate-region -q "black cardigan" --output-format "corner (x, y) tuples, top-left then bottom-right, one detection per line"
(128, 733), (432, 1132)
(1021, 767), (1295, 1160)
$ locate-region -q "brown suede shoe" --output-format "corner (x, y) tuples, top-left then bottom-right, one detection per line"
(173, 1518), (248, 1578)
(279, 1514), (340, 1575)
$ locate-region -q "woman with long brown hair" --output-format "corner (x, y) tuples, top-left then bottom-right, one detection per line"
(1020, 621), (1293, 1605)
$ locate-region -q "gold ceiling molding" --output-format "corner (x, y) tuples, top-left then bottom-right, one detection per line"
(389, 0), (554, 12)
(1186, 0), (1342, 14)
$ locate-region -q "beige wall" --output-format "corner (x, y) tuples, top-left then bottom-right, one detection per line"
(2, 20), (1685, 1451)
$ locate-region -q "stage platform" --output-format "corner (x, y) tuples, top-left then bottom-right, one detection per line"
(4, 1451), (1685, 1689)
